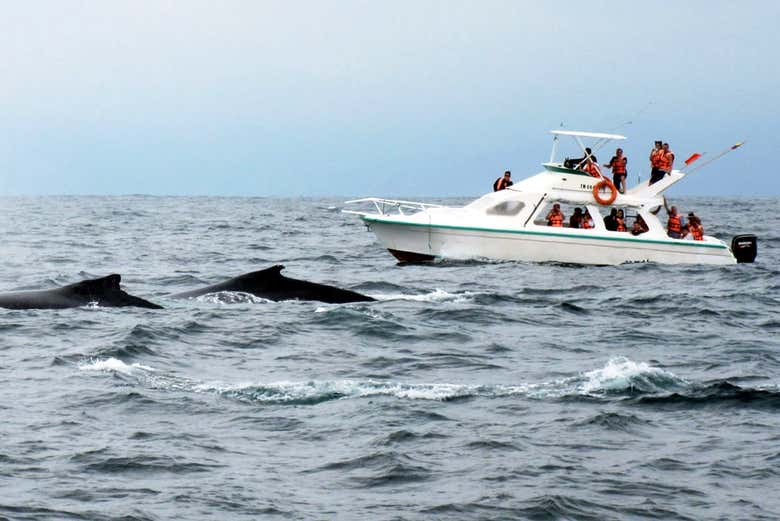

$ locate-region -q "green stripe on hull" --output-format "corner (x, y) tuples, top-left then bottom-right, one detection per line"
(543, 164), (592, 176)
(362, 216), (729, 250)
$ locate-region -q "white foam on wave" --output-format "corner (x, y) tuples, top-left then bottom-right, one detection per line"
(579, 356), (686, 395)
(195, 379), (484, 402)
(370, 288), (475, 303)
(78, 357), (155, 375)
(77, 356), (686, 403)
(194, 291), (272, 305)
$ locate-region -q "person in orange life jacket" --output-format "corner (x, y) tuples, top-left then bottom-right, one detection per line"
(604, 148), (628, 193)
(649, 140), (665, 185)
(564, 148), (597, 170)
(616, 209), (627, 232)
(582, 157), (601, 178)
(569, 207), (583, 228)
(582, 209), (594, 229)
(603, 208), (618, 231)
(683, 213), (704, 240)
(663, 197), (686, 238)
(546, 203), (565, 227)
(631, 214), (649, 235)
(493, 171), (513, 191)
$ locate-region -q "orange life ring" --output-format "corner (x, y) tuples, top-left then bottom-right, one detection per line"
(593, 178), (617, 205)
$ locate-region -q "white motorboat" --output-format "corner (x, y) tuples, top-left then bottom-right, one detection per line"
(343, 130), (757, 266)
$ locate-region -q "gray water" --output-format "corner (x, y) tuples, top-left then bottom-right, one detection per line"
(1, 195), (778, 520)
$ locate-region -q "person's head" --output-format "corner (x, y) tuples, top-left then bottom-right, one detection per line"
(610, 208), (617, 217)
(584, 209), (591, 217)
(504, 171), (511, 178)
(655, 140), (662, 148)
(663, 142), (670, 150)
(670, 205), (678, 215)
(585, 147), (592, 154)
(617, 209), (624, 218)
(616, 148), (623, 156)
(574, 207), (582, 215)
(553, 203), (560, 212)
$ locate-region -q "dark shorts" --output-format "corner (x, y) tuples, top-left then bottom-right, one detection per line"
(613, 174), (626, 190)
(649, 168), (667, 185)
(667, 231), (681, 239)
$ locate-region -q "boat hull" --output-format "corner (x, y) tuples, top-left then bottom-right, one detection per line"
(364, 217), (736, 266)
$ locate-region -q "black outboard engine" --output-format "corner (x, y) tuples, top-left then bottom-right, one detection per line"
(731, 234), (757, 263)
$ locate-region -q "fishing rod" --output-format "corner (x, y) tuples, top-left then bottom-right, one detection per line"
(682, 142), (745, 174)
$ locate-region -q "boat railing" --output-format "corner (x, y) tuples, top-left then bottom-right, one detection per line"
(342, 197), (444, 216)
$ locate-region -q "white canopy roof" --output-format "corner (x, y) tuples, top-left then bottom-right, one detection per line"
(550, 130), (626, 140)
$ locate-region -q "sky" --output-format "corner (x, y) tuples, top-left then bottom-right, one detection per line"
(1, 0), (778, 197)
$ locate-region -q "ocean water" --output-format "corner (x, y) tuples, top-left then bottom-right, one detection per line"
(0, 195), (778, 520)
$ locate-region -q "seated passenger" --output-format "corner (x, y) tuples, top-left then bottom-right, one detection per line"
(569, 207), (583, 228)
(493, 171), (513, 191)
(631, 215), (649, 235)
(582, 158), (602, 178)
(582, 209), (594, 229)
(616, 209), (627, 232)
(684, 214), (704, 240)
(603, 208), (618, 231)
(546, 203), (565, 227)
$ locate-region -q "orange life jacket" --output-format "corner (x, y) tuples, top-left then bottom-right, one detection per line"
(616, 217), (626, 232)
(658, 150), (673, 171)
(611, 156), (627, 174)
(668, 214), (681, 234)
(548, 212), (563, 227)
(651, 148), (664, 168)
(584, 162), (601, 178)
(691, 224), (704, 240)
(582, 218), (593, 229)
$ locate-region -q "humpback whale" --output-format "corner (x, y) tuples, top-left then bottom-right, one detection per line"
(171, 265), (374, 304)
(0, 274), (163, 310)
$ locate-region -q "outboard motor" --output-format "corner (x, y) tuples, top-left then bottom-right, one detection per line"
(731, 234), (757, 263)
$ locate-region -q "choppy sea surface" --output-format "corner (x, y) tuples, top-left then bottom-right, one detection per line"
(0, 195), (778, 520)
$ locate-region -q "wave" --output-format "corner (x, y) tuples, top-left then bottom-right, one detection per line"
(369, 289), (478, 303)
(193, 291), (272, 305)
(78, 356), (780, 409)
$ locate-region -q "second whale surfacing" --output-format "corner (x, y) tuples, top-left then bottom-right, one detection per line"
(0, 274), (163, 310)
(171, 265), (374, 304)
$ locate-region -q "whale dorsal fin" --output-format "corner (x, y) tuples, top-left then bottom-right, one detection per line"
(99, 274), (122, 290)
(64, 274), (121, 297)
(240, 265), (285, 280)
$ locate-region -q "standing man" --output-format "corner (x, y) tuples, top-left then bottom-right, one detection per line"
(649, 140), (665, 184)
(493, 171), (513, 191)
(603, 148), (628, 193)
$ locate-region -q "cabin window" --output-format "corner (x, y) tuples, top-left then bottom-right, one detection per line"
(533, 201), (590, 228)
(486, 201), (525, 216)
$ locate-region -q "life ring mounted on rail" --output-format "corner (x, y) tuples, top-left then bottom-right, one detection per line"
(592, 178), (618, 205)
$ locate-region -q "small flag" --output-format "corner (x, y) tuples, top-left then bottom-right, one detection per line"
(731, 142), (744, 150)
(684, 153), (702, 165)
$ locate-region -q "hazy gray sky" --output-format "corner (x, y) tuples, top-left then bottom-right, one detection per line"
(1, 1), (777, 196)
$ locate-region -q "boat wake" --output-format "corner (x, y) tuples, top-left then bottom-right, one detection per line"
(78, 356), (780, 408)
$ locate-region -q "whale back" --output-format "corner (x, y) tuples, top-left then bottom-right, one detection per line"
(0, 274), (163, 310)
(172, 265), (374, 303)
(61, 274), (163, 309)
